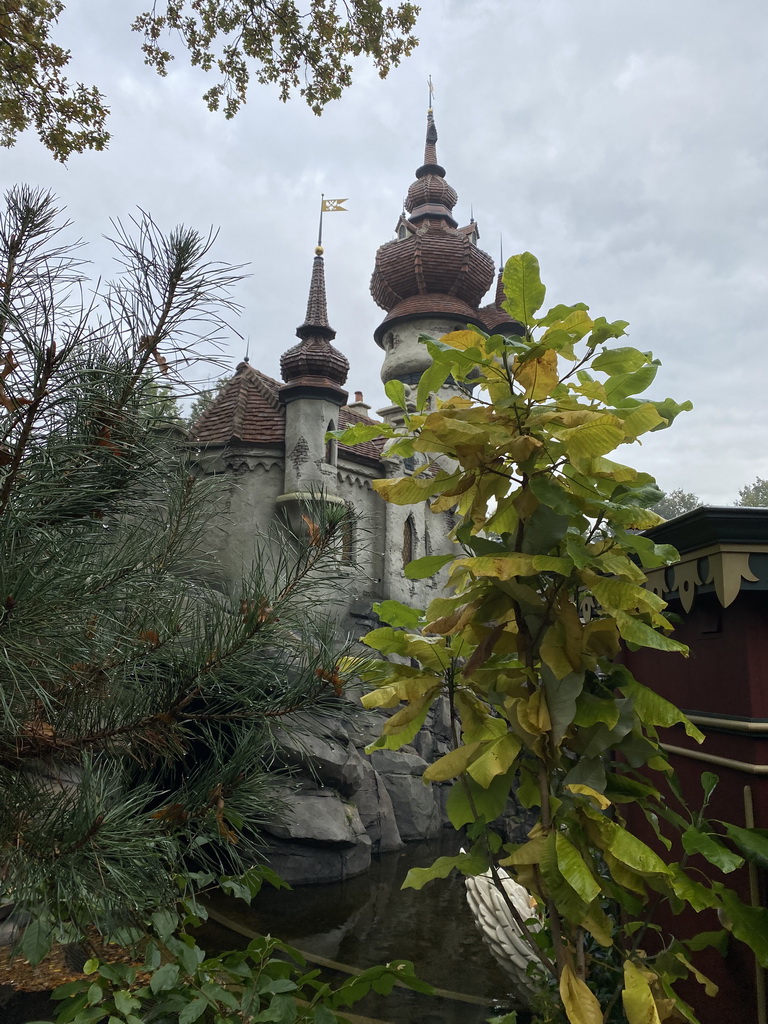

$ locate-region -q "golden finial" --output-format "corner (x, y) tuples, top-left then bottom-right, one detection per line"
(315, 245), (324, 255)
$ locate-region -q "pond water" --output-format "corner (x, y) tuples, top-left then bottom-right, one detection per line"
(206, 835), (530, 1024)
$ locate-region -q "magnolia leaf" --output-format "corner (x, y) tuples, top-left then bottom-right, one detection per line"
(374, 599), (423, 628)
(614, 611), (689, 655)
(605, 363), (658, 403)
(373, 472), (458, 505)
(150, 963), (180, 994)
(592, 346), (651, 375)
(651, 396), (694, 430)
(681, 828), (744, 873)
(385, 379), (408, 409)
(502, 252), (546, 325)
(557, 418), (625, 459)
(529, 473), (581, 515)
(467, 733), (521, 788)
(541, 666), (584, 746)
(329, 422), (388, 445)
(404, 553), (455, 580)
(538, 301), (589, 326)
(416, 356), (451, 409)
(515, 348), (559, 400)
(622, 403), (664, 438)
(559, 962), (603, 1024)
(716, 887), (768, 967)
(723, 824), (768, 869)
(574, 693), (620, 729)
(403, 847), (487, 890)
(619, 676), (703, 741)
(438, 329), (488, 352)
(556, 833), (601, 904)
(565, 783), (611, 810)
(673, 952), (718, 997)
(423, 741), (483, 782)
(446, 772), (512, 828)
(622, 960), (662, 1024)
(605, 820), (671, 876)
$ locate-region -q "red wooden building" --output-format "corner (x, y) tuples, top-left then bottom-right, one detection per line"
(623, 506), (768, 1024)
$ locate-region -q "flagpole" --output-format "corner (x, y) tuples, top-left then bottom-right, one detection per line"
(318, 194), (324, 250)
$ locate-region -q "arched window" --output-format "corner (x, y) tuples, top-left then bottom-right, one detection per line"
(402, 514), (416, 568)
(325, 420), (337, 466)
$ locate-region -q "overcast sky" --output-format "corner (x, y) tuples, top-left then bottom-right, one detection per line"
(5, 0), (767, 503)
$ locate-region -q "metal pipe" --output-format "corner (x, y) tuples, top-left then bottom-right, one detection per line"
(660, 743), (768, 775)
(685, 714), (768, 735)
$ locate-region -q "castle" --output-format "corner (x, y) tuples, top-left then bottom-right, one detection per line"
(191, 108), (519, 628)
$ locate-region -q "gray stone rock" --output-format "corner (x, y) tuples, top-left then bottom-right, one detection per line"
(264, 782), (368, 845)
(369, 748), (440, 841)
(264, 835), (372, 885)
(351, 760), (403, 853)
(273, 714), (365, 796)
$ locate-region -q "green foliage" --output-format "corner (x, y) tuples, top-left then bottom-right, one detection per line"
(736, 475), (768, 506)
(336, 252), (768, 1023)
(651, 487), (702, 520)
(29, 874), (432, 1024)
(0, 185), (357, 958)
(2, 1), (419, 160)
(0, 1), (109, 161)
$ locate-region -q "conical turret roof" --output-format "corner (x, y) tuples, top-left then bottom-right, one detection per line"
(370, 109), (495, 345)
(280, 247), (349, 389)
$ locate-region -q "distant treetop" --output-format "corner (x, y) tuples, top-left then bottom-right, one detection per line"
(2, 0), (420, 162)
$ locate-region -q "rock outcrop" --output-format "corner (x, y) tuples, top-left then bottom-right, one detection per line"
(261, 699), (453, 884)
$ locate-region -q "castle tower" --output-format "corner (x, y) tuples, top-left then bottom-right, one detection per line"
(279, 246), (349, 497)
(369, 107), (496, 405)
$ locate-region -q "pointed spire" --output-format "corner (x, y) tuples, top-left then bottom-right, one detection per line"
(281, 244), (348, 390)
(416, 108), (446, 180)
(296, 246), (335, 341)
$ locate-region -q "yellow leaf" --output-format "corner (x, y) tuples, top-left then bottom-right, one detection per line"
(467, 733), (522, 788)
(565, 783), (611, 810)
(440, 329), (486, 351)
(515, 348), (559, 400)
(622, 403), (664, 438)
(560, 963), (603, 1024)
(673, 952), (718, 997)
(518, 689), (551, 735)
(622, 960), (662, 1024)
(423, 741), (483, 782)
(557, 416), (625, 459)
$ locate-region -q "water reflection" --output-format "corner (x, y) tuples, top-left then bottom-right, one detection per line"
(208, 835), (526, 1024)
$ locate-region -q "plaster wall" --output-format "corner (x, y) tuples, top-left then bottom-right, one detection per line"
(379, 315), (473, 386)
(283, 395), (345, 494)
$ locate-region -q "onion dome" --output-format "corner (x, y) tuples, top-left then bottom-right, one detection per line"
(370, 110), (495, 345)
(479, 271), (525, 336)
(280, 247), (349, 392)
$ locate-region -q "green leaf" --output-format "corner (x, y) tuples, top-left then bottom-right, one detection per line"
(423, 741), (482, 782)
(404, 553), (454, 579)
(717, 887), (768, 967)
(373, 599), (422, 627)
(151, 908), (177, 943)
(20, 915), (53, 967)
(446, 772), (512, 828)
(542, 667), (584, 746)
(681, 828), (744, 873)
(592, 346), (650, 375)
(556, 833), (601, 904)
(416, 354), (451, 409)
(614, 611), (689, 656)
(502, 252), (546, 325)
(384, 379), (408, 409)
(179, 997), (208, 1024)
(701, 772), (719, 803)
(312, 1008), (338, 1024)
(529, 473), (581, 515)
(402, 848), (487, 890)
(723, 824), (768, 869)
(619, 675), (703, 740)
(149, 963), (180, 994)
(466, 734), (521, 788)
(113, 991), (139, 1015)
(329, 422), (389, 445)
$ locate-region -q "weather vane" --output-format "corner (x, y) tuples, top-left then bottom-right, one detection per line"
(316, 193), (348, 251)
(428, 75), (434, 111)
